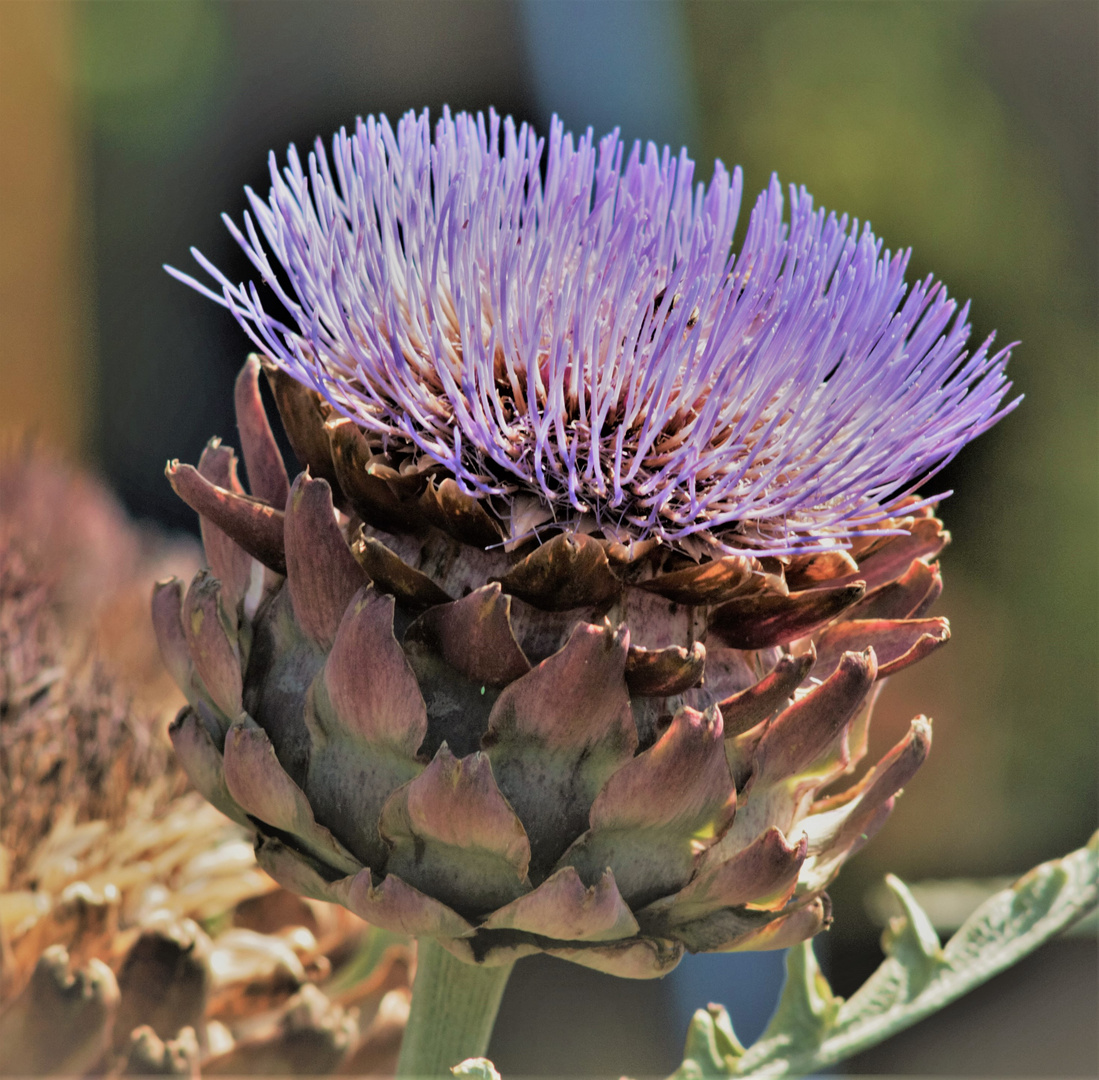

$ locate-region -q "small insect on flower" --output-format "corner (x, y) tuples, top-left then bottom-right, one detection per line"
(158, 109), (1017, 977)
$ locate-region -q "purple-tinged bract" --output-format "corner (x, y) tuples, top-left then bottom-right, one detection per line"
(171, 109), (1016, 554)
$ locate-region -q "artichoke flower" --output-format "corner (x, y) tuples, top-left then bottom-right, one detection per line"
(160, 110), (1016, 981)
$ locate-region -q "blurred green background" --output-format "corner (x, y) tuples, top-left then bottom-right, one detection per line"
(1, 1), (1094, 1075)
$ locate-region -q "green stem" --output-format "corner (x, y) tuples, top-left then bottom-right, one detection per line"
(396, 939), (514, 1078)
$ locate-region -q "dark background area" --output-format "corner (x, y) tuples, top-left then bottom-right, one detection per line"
(2, 2), (1095, 1076)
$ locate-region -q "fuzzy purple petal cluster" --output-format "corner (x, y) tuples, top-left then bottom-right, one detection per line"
(170, 108), (1017, 554)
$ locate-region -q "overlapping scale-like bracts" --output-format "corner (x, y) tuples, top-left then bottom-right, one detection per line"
(156, 356), (944, 978)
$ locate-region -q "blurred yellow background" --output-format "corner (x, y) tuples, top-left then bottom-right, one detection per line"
(1, 2), (87, 455)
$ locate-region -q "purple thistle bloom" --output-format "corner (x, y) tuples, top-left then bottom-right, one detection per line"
(169, 108), (1018, 555)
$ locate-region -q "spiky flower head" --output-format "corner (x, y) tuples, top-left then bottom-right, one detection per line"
(158, 110), (1017, 978)
(171, 108), (1015, 554)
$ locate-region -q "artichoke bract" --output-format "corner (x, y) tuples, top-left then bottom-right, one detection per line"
(160, 110), (1015, 980)
(158, 355), (948, 978)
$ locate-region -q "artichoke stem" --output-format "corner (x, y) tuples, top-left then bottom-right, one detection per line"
(396, 939), (514, 1077)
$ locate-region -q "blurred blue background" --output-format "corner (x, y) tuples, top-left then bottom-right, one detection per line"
(1, 1), (1094, 1075)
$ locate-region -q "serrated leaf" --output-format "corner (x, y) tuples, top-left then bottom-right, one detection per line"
(671, 1004), (746, 1079)
(669, 832), (1098, 1078)
(755, 938), (841, 1062)
(877, 873), (950, 998)
(711, 1004), (748, 1061)
(452, 1059), (501, 1080)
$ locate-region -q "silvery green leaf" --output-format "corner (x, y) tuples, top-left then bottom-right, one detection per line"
(669, 1003), (747, 1079)
(451, 1058), (501, 1080)
(673, 832), (1098, 1079)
